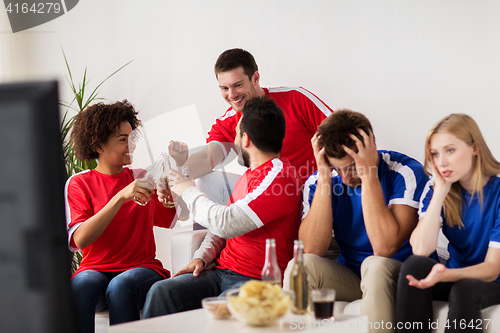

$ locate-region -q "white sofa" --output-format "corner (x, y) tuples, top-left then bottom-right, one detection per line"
(170, 230), (500, 333)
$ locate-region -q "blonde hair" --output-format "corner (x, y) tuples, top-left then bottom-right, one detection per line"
(424, 114), (500, 228)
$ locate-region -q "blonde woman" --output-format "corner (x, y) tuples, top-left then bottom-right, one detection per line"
(396, 114), (500, 332)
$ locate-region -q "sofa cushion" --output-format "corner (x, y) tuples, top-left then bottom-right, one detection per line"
(170, 230), (209, 273)
(95, 310), (109, 333)
(343, 299), (362, 316)
(334, 301), (350, 317)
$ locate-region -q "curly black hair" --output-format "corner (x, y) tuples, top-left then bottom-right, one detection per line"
(70, 100), (141, 161)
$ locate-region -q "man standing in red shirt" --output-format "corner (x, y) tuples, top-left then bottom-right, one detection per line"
(169, 48), (333, 206)
(142, 97), (302, 317)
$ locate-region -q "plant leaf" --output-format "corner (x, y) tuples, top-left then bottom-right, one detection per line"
(85, 59), (134, 108)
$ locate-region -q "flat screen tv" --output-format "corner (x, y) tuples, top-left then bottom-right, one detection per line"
(0, 81), (76, 332)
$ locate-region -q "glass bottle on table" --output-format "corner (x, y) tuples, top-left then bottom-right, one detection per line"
(261, 238), (281, 285)
(290, 239), (310, 314)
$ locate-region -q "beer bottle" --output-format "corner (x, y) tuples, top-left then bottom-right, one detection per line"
(261, 238), (281, 285)
(133, 152), (166, 206)
(290, 240), (310, 314)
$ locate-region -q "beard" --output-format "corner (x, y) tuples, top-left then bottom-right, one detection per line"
(235, 143), (250, 168)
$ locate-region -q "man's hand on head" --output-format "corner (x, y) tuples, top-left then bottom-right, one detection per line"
(342, 129), (378, 181)
(311, 133), (331, 178)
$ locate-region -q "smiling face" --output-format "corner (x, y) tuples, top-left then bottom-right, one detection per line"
(217, 67), (260, 112)
(97, 121), (134, 171)
(327, 155), (361, 188)
(429, 132), (477, 189)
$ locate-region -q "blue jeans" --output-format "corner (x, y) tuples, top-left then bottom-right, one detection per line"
(71, 267), (164, 333)
(142, 268), (257, 318)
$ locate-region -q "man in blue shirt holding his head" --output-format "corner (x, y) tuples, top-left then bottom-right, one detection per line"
(284, 109), (429, 333)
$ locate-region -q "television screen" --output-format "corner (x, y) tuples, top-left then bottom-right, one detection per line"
(0, 81), (76, 332)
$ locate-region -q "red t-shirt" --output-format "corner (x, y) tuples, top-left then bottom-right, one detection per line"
(65, 168), (176, 279)
(207, 87), (333, 182)
(215, 158), (302, 279)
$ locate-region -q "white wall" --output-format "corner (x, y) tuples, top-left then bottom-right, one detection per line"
(1, 0), (500, 164)
(2, 0), (500, 271)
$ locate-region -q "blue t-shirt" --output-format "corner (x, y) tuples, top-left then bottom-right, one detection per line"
(303, 150), (429, 276)
(419, 175), (500, 280)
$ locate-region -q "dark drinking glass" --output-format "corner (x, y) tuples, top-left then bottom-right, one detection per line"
(313, 300), (334, 320)
(311, 289), (335, 320)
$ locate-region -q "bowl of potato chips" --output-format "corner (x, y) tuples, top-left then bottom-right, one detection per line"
(226, 280), (293, 326)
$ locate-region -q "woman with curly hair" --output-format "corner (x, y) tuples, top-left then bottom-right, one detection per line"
(396, 114), (500, 333)
(65, 100), (178, 333)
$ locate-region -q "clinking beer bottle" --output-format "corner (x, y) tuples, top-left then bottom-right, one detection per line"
(261, 239), (281, 285)
(290, 240), (310, 314)
(133, 152), (166, 206)
(158, 153), (175, 208)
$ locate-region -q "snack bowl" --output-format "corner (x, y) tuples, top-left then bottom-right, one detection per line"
(202, 297), (232, 319)
(226, 282), (293, 326)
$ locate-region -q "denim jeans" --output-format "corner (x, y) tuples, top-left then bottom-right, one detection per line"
(71, 267), (164, 333)
(142, 268), (257, 318)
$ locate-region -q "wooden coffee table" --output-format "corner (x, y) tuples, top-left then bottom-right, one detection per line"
(108, 309), (368, 333)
